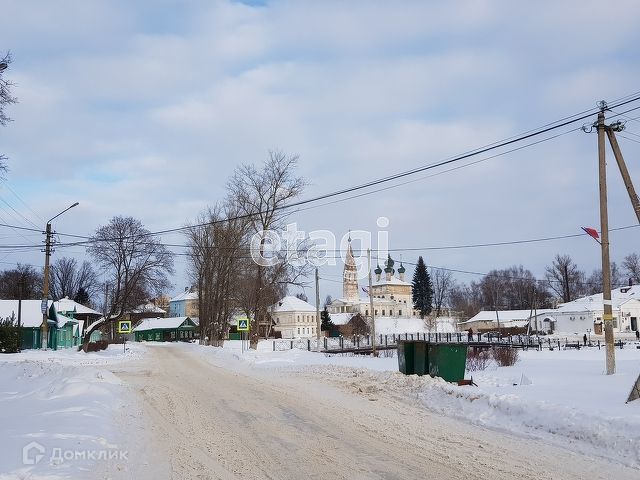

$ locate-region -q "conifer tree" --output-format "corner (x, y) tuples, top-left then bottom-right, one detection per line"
(412, 256), (433, 318)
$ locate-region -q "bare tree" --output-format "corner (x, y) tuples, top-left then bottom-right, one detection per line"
(622, 253), (640, 284)
(0, 264), (42, 299)
(227, 151), (308, 346)
(49, 257), (99, 305)
(545, 254), (586, 303)
(187, 204), (247, 346)
(430, 267), (453, 317)
(586, 262), (623, 294)
(0, 52), (17, 171)
(81, 216), (174, 348)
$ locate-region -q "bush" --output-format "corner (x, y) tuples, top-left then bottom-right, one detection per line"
(491, 346), (519, 366)
(86, 340), (109, 352)
(0, 316), (20, 353)
(466, 347), (491, 371)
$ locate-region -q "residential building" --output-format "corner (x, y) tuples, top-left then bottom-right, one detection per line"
(133, 316), (197, 342)
(270, 296), (318, 339)
(168, 288), (199, 317)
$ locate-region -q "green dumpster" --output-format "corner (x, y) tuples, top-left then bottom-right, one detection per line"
(428, 344), (468, 383)
(397, 341), (416, 375)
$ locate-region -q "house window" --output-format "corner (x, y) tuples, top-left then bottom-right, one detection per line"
(382, 310), (385, 316)
(375, 310), (378, 315)
(297, 315), (300, 321)
(170, 331), (176, 339)
(365, 310), (369, 316)
(399, 310), (402, 316)
(297, 328), (300, 334)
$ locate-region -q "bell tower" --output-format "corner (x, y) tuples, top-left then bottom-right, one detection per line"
(343, 235), (359, 301)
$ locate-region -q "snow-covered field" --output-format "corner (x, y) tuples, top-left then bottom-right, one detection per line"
(0, 344), (144, 480)
(193, 339), (640, 468)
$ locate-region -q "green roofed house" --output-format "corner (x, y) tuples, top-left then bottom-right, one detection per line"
(0, 299), (79, 350)
(133, 316), (197, 342)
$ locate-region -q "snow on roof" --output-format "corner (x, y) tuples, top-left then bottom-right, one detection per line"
(372, 276), (412, 287)
(558, 285), (640, 312)
(133, 316), (194, 332)
(460, 309), (553, 325)
(329, 312), (356, 325)
(271, 296), (317, 313)
(0, 300), (52, 328)
(54, 297), (102, 317)
(170, 290), (198, 302)
(132, 302), (166, 314)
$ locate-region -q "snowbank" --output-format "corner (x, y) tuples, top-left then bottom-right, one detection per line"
(0, 344), (144, 479)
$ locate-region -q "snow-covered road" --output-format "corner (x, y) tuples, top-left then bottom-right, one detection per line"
(110, 344), (639, 479)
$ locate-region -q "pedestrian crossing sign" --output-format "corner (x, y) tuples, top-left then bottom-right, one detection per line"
(118, 320), (132, 334)
(237, 318), (249, 331)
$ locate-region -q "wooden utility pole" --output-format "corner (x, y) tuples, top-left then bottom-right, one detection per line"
(367, 249), (377, 357)
(40, 222), (52, 350)
(315, 268), (321, 353)
(597, 108), (616, 375)
(606, 127), (640, 223)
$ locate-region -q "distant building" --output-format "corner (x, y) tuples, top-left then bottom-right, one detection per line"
(133, 316), (197, 342)
(328, 237), (419, 319)
(169, 288), (199, 317)
(532, 285), (640, 334)
(270, 296), (318, 339)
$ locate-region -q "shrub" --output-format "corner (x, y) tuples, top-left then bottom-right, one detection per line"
(491, 346), (519, 366)
(466, 347), (491, 371)
(0, 316), (20, 353)
(86, 340), (109, 352)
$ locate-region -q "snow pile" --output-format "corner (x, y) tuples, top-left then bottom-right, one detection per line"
(0, 344), (142, 479)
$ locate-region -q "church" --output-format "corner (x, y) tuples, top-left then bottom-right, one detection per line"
(328, 237), (420, 320)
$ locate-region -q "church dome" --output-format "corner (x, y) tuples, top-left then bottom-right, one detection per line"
(398, 262), (406, 274)
(384, 254), (395, 273)
(374, 263), (382, 275)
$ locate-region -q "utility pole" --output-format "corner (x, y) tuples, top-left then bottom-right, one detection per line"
(40, 222), (53, 350)
(367, 249), (377, 357)
(315, 268), (321, 353)
(597, 106), (616, 375)
(605, 125), (640, 223)
(40, 202), (79, 350)
(17, 278), (23, 352)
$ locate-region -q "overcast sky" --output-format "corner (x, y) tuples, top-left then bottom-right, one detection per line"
(2, 0), (640, 300)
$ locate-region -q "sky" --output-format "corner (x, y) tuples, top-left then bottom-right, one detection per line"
(1, 0), (640, 301)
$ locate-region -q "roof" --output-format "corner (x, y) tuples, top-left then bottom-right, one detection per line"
(271, 296), (317, 313)
(0, 300), (52, 328)
(0, 300), (80, 328)
(329, 312), (356, 325)
(170, 290), (198, 302)
(557, 285), (640, 312)
(54, 297), (102, 317)
(460, 309), (553, 325)
(132, 302), (166, 314)
(372, 276), (412, 287)
(133, 316), (194, 332)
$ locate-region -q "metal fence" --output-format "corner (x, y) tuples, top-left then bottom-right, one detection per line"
(272, 332), (627, 353)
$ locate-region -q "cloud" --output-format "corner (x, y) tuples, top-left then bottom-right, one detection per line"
(1, 0), (639, 298)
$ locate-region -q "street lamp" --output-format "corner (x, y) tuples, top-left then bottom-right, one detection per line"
(41, 202), (79, 349)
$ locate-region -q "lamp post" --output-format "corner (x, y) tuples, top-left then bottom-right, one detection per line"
(41, 202), (79, 349)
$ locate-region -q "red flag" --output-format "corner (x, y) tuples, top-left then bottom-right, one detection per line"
(581, 227), (600, 242)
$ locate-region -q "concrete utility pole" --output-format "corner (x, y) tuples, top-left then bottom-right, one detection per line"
(596, 108), (616, 375)
(367, 249), (377, 357)
(315, 267), (321, 353)
(40, 202), (79, 350)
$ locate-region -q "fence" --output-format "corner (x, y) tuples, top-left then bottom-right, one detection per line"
(272, 332), (628, 354)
